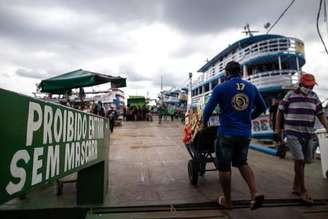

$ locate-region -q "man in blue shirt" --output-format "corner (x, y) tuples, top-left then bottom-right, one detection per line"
(203, 61), (266, 210)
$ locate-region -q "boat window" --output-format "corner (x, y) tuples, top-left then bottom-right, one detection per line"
(211, 67), (215, 75)
(247, 66), (253, 76)
(211, 79), (218, 89)
(281, 62), (289, 70)
(199, 86), (203, 94)
(273, 63), (279, 71)
(204, 83), (209, 92)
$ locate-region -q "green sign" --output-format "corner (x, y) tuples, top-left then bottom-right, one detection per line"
(0, 88), (110, 204)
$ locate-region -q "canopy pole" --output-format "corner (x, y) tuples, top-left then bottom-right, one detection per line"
(187, 72), (193, 111)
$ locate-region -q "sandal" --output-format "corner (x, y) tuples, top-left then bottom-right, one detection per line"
(250, 194), (264, 210)
(300, 193), (314, 205)
(217, 196), (232, 210)
(291, 190), (301, 196)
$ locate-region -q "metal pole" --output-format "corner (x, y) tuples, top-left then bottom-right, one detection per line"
(160, 75), (163, 91)
(243, 64), (248, 78)
(160, 75), (164, 105)
(188, 72), (193, 111)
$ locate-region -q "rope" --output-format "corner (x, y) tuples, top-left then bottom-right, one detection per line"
(266, 0), (296, 34)
(317, 0), (328, 55)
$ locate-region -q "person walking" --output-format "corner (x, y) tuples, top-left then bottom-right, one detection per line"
(275, 73), (328, 204)
(158, 104), (165, 124)
(107, 107), (116, 133)
(168, 105), (176, 121)
(269, 95), (286, 158)
(202, 61), (267, 210)
(93, 101), (105, 117)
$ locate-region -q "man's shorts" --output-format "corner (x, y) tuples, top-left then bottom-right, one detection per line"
(215, 134), (251, 172)
(286, 135), (313, 163)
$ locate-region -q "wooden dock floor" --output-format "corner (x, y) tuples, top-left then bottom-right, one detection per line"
(1, 119), (328, 218)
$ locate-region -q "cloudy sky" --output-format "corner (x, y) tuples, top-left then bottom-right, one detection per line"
(1, 0), (328, 99)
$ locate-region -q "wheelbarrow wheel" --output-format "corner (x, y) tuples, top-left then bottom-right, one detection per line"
(56, 180), (63, 196)
(199, 162), (206, 176)
(188, 160), (199, 185)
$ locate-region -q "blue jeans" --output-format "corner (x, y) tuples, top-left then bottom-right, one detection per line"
(215, 134), (251, 171)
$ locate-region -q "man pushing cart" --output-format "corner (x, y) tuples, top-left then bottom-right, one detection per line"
(184, 61), (267, 210)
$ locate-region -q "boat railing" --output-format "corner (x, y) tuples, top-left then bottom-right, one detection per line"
(191, 70), (299, 104)
(241, 37), (303, 63)
(205, 37), (304, 78)
(245, 70), (300, 89)
(165, 96), (179, 102)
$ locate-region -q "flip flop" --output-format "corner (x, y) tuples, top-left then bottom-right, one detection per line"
(217, 196), (232, 210)
(300, 193), (314, 205)
(250, 194), (264, 210)
(291, 190), (301, 196)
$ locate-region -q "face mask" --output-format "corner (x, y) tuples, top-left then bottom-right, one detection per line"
(300, 86), (311, 95)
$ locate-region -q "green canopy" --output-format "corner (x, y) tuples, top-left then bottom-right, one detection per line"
(39, 69), (126, 94)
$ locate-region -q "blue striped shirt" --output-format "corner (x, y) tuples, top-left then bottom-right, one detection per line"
(278, 89), (323, 138)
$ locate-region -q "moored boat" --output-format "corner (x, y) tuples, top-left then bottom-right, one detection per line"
(190, 34), (305, 139)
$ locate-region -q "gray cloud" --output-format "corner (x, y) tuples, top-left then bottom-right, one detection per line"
(15, 68), (51, 79)
(0, 0), (326, 97)
(171, 42), (198, 58)
(0, 1), (319, 40)
(127, 81), (152, 89)
(161, 0), (315, 36)
(0, 3), (137, 60)
(119, 64), (150, 82)
(0, 0), (320, 56)
(151, 72), (188, 88)
(0, 81), (8, 89)
(0, 72), (11, 78)
(0, 72), (10, 88)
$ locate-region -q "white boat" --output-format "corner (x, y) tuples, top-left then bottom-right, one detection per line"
(191, 34), (305, 139)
